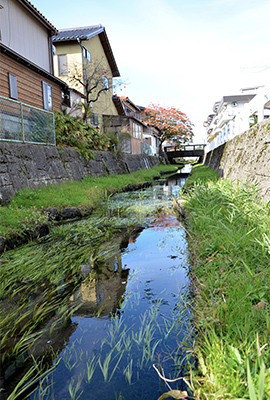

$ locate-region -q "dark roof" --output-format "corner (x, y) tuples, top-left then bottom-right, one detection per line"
(112, 96), (126, 116)
(17, 0), (57, 34)
(52, 25), (104, 42)
(0, 42), (67, 88)
(120, 96), (142, 112)
(222, 94), (256, 103)
(52, 25), (120, 77)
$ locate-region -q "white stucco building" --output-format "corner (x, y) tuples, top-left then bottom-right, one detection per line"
(204, 86), (270, 152)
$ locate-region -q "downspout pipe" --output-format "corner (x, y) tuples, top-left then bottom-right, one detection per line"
(77, 38), (87, 101)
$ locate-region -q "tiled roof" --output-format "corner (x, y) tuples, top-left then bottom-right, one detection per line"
(112, 95), (125, 116)
(52, 25), (103, 42)
(120, 96), (142, 112)
(52, 25), (120, 77)
(18, 0), (57, 34)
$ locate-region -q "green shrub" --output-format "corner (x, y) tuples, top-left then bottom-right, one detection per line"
(54, 111), (112, 159)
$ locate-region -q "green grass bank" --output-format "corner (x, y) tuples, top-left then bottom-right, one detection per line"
(181, 164), (270, 399)
(0, 164), (179, 240)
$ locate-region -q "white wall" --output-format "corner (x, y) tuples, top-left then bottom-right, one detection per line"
(0, 0), (51, 72)
(205, 91), (269, 153)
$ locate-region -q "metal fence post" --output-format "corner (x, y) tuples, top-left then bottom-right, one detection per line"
(20, 101), (25, 142)
(52, 111), (56, 146)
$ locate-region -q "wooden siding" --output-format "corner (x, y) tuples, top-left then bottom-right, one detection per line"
(103, 115), (142, 154)
(0, 52), (62, 111)
(131, 138), (142, 154)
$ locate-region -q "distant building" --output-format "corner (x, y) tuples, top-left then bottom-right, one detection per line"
(204, 86), (270, 152)
(52, 25), (120, 128)
(103, 96), (161, 155)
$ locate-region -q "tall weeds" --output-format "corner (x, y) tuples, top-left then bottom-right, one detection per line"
(181, 167), (270, 398)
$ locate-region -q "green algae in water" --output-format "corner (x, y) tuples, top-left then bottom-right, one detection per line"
(1, 184), (192, 400)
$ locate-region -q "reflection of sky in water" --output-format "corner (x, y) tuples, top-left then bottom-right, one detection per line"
(121, 220), (189, 316)
(30, 185), (192, 400)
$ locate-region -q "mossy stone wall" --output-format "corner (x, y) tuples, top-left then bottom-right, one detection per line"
(203, 119), (270, 202)
(0, 142), (162, 203)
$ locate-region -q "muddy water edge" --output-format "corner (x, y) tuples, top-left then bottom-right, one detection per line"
(0, 171), (194, 400)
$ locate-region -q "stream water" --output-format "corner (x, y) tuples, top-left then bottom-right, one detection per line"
(1, 172), (193, 400)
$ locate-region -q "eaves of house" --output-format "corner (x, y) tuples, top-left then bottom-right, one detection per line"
(120, 96), (142, 113)
(216, 94), (256, 113)
(0, 42), (67, 89)
(112, 95), (126, 116)
(52, 25), (120, 78)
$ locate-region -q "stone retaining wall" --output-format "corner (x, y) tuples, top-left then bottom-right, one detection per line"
(203, 119), (270, 202)
(0, 141), (163, 203)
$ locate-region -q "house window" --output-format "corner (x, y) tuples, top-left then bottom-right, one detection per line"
(58, 54), (67, 76)
(42, 81), (53, 111)
(61, 89), (71, 107)
(9, 73), (18, 100)
(133, 122), (141, 139)
(103, 76), (109, 90)
(82, 46), (91, 62)
(90, 113), (99, 126)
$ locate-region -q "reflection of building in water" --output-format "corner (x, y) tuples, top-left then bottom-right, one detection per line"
(163, 171), (189, 195)
(70, 228), (142, 317)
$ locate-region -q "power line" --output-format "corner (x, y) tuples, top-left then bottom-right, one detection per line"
(241, 66), (270, 73)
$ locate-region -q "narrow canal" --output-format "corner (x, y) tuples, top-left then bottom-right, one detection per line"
(1, 171), (193, 400)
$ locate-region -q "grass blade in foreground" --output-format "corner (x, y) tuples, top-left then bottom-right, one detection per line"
(180, 164), (270, 399)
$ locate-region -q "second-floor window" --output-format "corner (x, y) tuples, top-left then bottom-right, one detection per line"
(133, 122), (141, 139)
(42, 81), (53, 111)
(82, 46), (91, 62)
(8, 73), (18, 100)
(103, 76), (109, 90)
(58, 54), (67, 76)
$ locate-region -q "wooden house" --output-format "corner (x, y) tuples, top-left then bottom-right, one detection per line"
(0, 0), (67, 111)
(103, 96), (160, 155)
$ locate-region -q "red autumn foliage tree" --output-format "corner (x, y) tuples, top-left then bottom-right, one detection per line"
(142, 103), (194, 151)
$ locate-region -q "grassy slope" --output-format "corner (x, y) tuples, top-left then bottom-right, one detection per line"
(182, 164), (270, 398)
(0, 164), (179, 238)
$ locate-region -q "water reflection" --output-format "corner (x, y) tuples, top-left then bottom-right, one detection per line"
(70, 229), (144, 317)
(2, 181), (193, 400)
(163, 165), (190, 195)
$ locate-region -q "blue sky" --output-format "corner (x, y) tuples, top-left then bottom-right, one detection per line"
(33, 0), (270, 142)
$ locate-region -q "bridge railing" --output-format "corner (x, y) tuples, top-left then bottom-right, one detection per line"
(164, 144), (206, 152)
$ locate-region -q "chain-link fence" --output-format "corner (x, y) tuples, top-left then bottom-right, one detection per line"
(0, 96), (55, 145)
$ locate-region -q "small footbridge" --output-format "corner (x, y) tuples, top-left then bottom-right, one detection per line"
(164, 144), (206, 163)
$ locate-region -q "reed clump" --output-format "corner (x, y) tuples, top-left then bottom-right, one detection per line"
(181, 164), (270, 398)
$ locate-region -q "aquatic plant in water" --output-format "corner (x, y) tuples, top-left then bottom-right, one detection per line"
(2, 184), (192, 399)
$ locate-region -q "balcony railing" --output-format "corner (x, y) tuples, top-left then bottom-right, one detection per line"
(0, 96), (55, 145)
